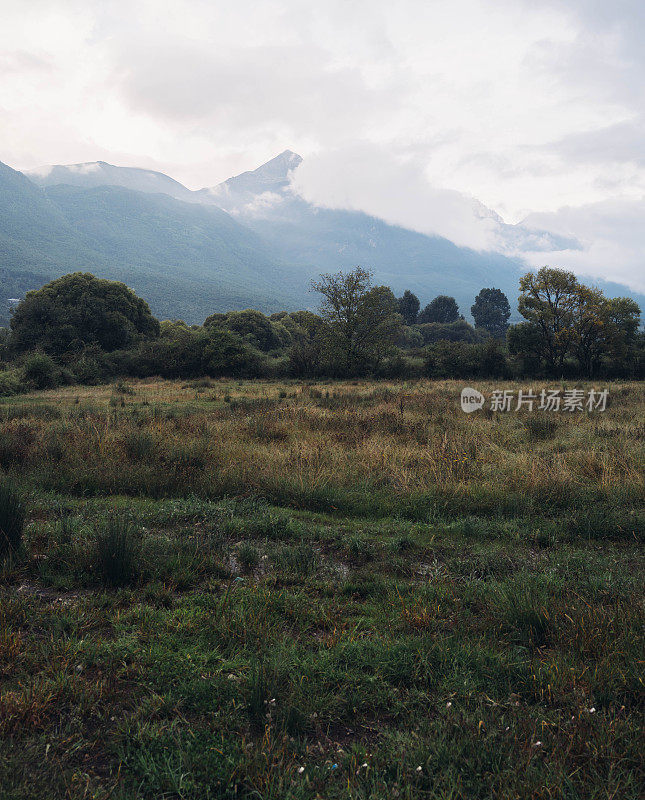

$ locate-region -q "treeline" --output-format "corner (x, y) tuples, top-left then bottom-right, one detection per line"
(0, 267), (643, 393)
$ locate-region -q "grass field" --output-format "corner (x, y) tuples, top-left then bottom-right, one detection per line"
(0, 378), (643, 799)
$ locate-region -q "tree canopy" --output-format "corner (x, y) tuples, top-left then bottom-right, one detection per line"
(418, 295), (460, 324)
(312, 267), (402, 375)
(471, 288), (510, 338)
(398, 290), (420, 326)
(9, 272), (159, 355)
(514, 267), (641, 376)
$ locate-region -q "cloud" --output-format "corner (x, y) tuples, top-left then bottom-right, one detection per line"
(549, 118), (645, 169)
(521, 197), (645, 293)
(0, 0), (642, 288)
(291, 145), (501, 251)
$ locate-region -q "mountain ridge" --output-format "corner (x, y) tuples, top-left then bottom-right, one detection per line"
(3, 153), (643, 323)
(26, 160), (198, 204)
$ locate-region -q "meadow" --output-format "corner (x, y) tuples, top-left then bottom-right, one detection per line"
(0, 378), (643, 799)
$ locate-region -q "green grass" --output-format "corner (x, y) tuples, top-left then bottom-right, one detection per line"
(0, 378), (643, 798)
(0, 478), (25, 558)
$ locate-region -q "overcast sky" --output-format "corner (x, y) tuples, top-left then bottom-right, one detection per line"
(1, 0), (643, 290)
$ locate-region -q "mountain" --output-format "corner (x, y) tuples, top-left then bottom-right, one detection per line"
(196, 150), (303, 210)
(198, 153), (529, 314)
(0, 160), (103, 326)
(4, 152), (643, 324)
(43, 184), (303, 320)
(0, 159), (304, 322)
(26, 161), (197, 204)
(0, 160), (101, 274)
(198, 152), (645, 315)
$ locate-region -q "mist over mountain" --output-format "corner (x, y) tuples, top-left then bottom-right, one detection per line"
(0, 159), (303, 322)
(2, 151), (643, 324)
(197, 150), (303, 210)
(26, 161), (198, 204)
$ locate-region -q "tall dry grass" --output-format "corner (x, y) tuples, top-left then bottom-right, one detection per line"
(0, 378), (642, 519)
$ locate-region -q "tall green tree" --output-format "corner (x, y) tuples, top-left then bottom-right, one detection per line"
(572, 289), (640, 377)
(471, 288), (510, 338)
(517, 267), (579, 372)
(9, 272), (159, 355)
(312, 268), (401, 375)
(397, 290), (420, 326)
(514, 267), (641, 376)
(418, 295), (460, 324)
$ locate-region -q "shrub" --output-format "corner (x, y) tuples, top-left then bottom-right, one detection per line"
(0, 369), (22, 397)
(0, 479), (26, 558)
(71, 355), (104, 385)
(22, 352), (60, 389)
(95, 516), (139, 586)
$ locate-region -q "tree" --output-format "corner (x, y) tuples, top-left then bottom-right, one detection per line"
(312, 268), (402, 375)
(514, 267), (641, 377)
(517, 267), (579, 373)
(286, 311), (325, 376)
(507, 322), (545, 376)
(9, 272), (159, 356)
(471, 288), (510, 338)
(572, 289), (640, 378)
(202, 328), (261, 377)
(418, 295), (460, 324)
(417, 320), (479, 344)
(604, 297), (641, 365)
(205, 309), (280, 352)
(398, 290), (420, 326)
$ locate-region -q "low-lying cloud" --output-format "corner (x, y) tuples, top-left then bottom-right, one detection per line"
(0, 0), (643, 291)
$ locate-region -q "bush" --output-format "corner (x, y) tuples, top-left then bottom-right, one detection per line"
(425, 340), (509, 378)
(0, 369), (22, 396)
(0, 478), (26, 558)
(22, 352), (60, 389)
(71, 355), (105, 385)
(417, 320), (479, 344)
(95, 516), (139, 586)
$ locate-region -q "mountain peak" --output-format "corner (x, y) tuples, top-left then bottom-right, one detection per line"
(246, 150), (302, 181)
(199, 150), (303, 207)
